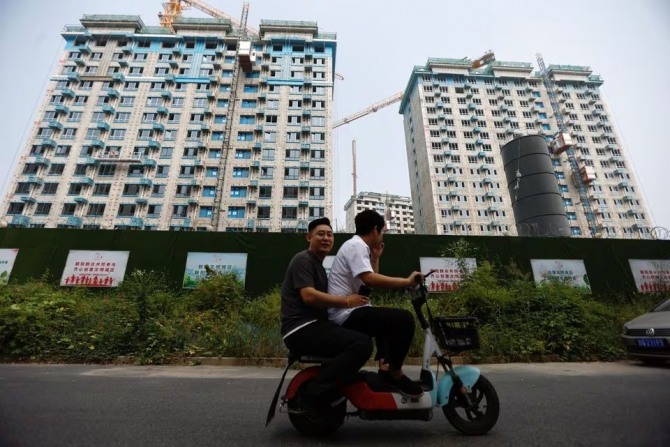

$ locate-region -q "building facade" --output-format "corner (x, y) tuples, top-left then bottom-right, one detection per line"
(1, 15), (336, 232)
(343, 191), (415, 234)
(399, 57), (653, 238)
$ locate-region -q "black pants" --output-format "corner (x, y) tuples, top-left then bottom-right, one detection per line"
(284, 320), (373, 400)
(342, 306), (415, 371)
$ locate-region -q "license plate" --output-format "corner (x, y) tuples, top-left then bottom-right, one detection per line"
(636, 338), (666, 348)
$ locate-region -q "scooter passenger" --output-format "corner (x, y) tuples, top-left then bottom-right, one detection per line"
(280, 217), (372, 420)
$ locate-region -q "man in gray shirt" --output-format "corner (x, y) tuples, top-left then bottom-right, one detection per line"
(281, 217), (371, 418)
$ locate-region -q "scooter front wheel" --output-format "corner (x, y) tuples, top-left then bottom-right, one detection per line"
(443, 374), (499, 435)
(288, 379), (347, 437)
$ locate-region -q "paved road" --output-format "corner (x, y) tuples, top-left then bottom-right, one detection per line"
(0, 362), (668, 447)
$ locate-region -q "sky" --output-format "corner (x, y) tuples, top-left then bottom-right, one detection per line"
(1, 0), (669, 233)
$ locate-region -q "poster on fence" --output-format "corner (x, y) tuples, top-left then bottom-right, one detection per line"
(628, 259), (670, 293)
(0, 249), (19, 286)
(419, 257), (477, 293)
(60, 250), (129, 287)
(530, 259), (591, 290)
(183, 252), (248, 288)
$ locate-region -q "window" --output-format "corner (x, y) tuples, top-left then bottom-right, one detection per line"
(260, 167), (274, 179)
(284, 167), (299, 179)
(230, 186), (247, 198)
(119, 96), (135, 106)
(311, 132), (325, 143)
(310, 168), (325, 179)
(93, 183), (111, 196)
(283, 186), (299, 199)
(48, 164), (65, 175)
(257, 206), (271, 219)
(172, 205), (188, 218)
(109, 129), (126, 140)
(309, 207), (325, 218)
(62, 128), (77, 139)
(228, 207), (245, 218)
(237, 132), (253, 141)
(241, 100), (257, 108)
(42, 183), (58, 195)
(87, 203), (106, 217)
(282, 207), (298, 219)
(259, 186), (272, 199)
(233, 167), (250, 178)
(35, 203), (52, 215)
(172, 97), (185, 107)
(98, 164), (117, 176)
(61, 203), (77, 216)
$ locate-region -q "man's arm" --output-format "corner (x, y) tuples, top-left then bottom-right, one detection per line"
(300, 287), (369, 309)
(359, 271), (421, 289)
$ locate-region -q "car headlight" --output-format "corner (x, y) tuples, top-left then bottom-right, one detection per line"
(623, 322), (630, 333)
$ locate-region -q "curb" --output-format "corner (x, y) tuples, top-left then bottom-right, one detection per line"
(113, 356), (465, 367)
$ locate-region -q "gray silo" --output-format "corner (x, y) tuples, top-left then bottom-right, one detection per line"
(501, 135), (571, 237)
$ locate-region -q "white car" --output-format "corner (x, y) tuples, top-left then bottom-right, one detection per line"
(622, 298), (670, 364)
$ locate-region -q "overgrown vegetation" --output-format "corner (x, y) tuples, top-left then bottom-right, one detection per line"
(0, 245), (666, 364)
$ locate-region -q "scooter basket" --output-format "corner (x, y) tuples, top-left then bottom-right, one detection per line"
(432, 317), (480, 352)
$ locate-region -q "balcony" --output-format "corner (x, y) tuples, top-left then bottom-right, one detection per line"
(148, 139), (161, 149)
(135, 197), (148, 205)
(160, 90), (173, 99)
(299, 201), (309, 207)
(67, 73), (80, 82)
(128, 217), (144, 228)
(249, 180), (258, 187)
(84, 157), (98, 166)
(299, 181), (309, 188)
(54, 104), (70, 115)
(301, 143), (311, 150)
(78, 177), (94, 186)
(187, 198), (199, 206)
(121, 45), (134, 54)
(49, 120), (63, 131)
(73, 196), (88, 204)
(33, 155), (50, 166)
(102, 105), (116, 115)
(96, 121), (110, 132)
(20, 195), (37, 204)
(157, 106), (169, 115)
(246, 199), (256, 207)
(65, 216), (83, 228)
(106, 89), (120, 98)
(152, 123), (165, 132)
(300, 161), (310, 169)
(11, 215), (31, 227)
(139, 178), (153, 187)
(165, 73), (175, 83)
(251, 160), (260, 168)
(25, 176), (44, 185)
(112, 73), (125, 83)
(142, 158), (157, 167)
(91, 139), (105, 148)
(302, 109), (311, 116)
(301, 126), (311, 133)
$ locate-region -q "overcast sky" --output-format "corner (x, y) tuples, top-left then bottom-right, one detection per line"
(1, 0), (669, 232)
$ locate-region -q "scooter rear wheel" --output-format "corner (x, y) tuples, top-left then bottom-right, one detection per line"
(288, 380), (347, 437)
(443, 374), (499, 435)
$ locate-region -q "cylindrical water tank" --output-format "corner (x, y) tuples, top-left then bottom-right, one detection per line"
(501, 135), (571, 237)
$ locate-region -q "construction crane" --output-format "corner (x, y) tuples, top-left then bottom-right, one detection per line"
(159, 0), (258, 35)
(333, 91), (404, 129)
(333, 51), (495, 130)
(536, 53), (599, 237)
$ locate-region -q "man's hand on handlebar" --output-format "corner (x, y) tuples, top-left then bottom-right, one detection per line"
(405, 271), (423, 287)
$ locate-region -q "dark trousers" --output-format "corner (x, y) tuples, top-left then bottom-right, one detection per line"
(284, 320), (373, 399)
(342, 306), (415, 371)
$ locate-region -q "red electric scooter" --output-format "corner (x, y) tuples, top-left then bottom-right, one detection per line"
(266, 271), (500, 436)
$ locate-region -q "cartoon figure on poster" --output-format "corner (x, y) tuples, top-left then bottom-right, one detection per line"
(60, 250), (130, 287)
(183, 252), (248, 288)
(419, 257), (477, 293)
(0, 249), (19, 286)
(629, 259), (670, 293)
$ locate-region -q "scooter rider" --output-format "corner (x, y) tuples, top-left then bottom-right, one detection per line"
(280, 217), (372, 419)
(328, 209), (424, 398)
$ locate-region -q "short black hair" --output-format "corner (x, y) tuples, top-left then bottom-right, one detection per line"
(354, 209), (385, 235)
(308, 217), (332, 233)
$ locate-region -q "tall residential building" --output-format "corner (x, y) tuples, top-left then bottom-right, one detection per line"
(399, 57), (653, 238)
(343, 191), (415, 234)
(1, 15), (336, 232)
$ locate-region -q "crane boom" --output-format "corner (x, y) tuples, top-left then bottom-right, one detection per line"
(333, 91), (404, 129)
(160, 0), (258, 35)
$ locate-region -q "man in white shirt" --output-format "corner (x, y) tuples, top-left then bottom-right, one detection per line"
(328, 209), (424, 398)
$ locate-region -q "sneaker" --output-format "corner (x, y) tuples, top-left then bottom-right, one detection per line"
(379, 370), (424, 399)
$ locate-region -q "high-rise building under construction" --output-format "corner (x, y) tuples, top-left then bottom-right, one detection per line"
(399, 56), (653, 238)
(1, 14), (336, 232)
